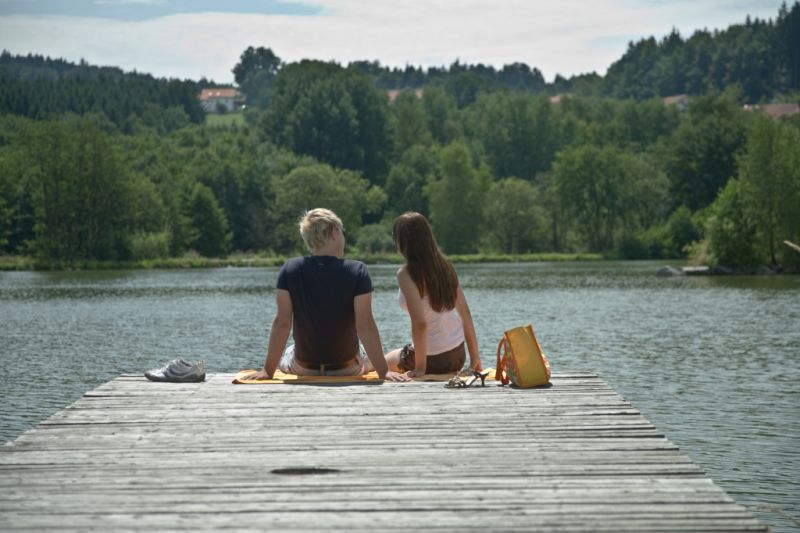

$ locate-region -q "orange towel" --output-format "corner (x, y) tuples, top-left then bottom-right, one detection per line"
(233, 370), (381, 384)
(232, 369), (496, 384)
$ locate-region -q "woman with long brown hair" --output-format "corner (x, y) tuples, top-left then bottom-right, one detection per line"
(386, 212), (482, 377)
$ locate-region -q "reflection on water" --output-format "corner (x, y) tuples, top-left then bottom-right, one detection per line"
(1, 262), (798, 531)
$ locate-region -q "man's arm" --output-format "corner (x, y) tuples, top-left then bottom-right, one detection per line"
(245, 289), (293, 380)
(354, 292), (408, 382)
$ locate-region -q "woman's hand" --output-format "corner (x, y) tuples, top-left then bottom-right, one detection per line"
(470, 360), (483, 372)
(405, 369), (424, 379)
(383, 370), (411, 382)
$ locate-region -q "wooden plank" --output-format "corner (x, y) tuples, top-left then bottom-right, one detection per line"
(0, 511), (768, 532)
(0, 372), (766, 532)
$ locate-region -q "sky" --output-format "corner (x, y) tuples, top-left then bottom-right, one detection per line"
(0, 0), (787, 83)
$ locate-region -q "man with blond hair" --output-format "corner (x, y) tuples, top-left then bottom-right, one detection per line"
(245, 208), (407, 382)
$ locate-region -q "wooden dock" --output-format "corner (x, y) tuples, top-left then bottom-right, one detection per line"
(1, 372), (766, 532)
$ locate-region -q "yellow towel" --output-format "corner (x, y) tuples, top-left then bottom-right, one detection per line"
(233, 370), (380, 384)
(232, 369), (496, 384)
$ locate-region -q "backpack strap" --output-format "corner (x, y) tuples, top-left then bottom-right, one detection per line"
(495, 335), (510, 385)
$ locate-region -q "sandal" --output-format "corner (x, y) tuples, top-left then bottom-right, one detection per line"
(445, 369), (491, 388)
(473, 368), (491, 386)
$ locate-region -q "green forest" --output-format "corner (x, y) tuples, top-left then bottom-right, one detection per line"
(1, 3), (799, 271)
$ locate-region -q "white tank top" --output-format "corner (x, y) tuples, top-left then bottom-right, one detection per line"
(398, 288), (465, 355)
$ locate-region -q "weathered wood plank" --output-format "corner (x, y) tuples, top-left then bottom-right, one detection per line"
(0, 511), (768, 532)
(0, 372), (766, 532)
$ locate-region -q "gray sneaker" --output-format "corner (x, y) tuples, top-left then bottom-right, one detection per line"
(145, 358), (205, 382)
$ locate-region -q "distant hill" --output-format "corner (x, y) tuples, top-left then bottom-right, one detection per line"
(0, 51), (208, 127)
(0, 0), (797, 128)
(595, 2), (800, 102)
(350, 1), (800, 104)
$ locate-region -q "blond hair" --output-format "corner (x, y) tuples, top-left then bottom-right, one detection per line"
(299, 208), (344, 252)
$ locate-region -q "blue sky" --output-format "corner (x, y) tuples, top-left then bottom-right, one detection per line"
(0, 0), (787, 83)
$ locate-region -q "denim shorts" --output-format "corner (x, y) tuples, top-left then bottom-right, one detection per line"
(279, 344), (373, 376)
(397, 342), (466, 374)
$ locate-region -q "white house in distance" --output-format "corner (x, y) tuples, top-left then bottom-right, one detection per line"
(743, 102), (800, 119)
(662, 94), (690, 111)
(198, 88), (245, 113)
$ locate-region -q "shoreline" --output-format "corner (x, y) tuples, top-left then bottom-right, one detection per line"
(0, 252), (605, 271)
(2, 254), (795, 275)
(658, 264), (800, 276)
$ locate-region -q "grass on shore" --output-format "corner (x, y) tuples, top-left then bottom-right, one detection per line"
(205, 111), (245, 127)
(0, 252), (603, 271)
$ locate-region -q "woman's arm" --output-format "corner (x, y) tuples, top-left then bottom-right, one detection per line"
(398, 267), (428, 376)
(455, 285), (482, 371)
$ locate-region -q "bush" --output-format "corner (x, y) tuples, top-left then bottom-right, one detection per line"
(130, 231), (171, 260)
(355, 223), (394, 254)
(665, 205), (700, 254)
(272, 163), (386, 253)
(482, 177), (548, 253)
(617, 206), (701, 259)
(188, 183), (232, 258)
(704, 180), (760, 269)
(617, 234), (658, 259)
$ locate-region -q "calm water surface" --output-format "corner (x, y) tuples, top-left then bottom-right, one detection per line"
(1, 262), (798, 531)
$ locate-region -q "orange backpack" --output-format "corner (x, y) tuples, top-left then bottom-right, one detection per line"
(496, 324), (551, 387)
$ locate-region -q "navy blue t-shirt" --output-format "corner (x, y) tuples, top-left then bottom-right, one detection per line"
(276, 255), (373, 365)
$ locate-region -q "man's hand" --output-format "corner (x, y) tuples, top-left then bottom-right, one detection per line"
(241, 369), (272, 381)
(383, 370), (411, 382)
(404, 369), (424, 379)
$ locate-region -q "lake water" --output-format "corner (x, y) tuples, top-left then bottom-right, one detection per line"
(1, 261), (798, 531)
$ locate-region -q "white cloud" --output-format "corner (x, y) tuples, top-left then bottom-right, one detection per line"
(93, 0), (166, 5)
(0, 0), (785, 83)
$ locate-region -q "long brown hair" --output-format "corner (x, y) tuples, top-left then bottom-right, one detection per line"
(393, 212), (458, 312)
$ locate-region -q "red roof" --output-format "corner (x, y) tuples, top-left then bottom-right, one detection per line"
(662, 94), (689, 106)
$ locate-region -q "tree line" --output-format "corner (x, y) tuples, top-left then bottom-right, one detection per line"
(2, 1), (797, 123)
(347, 2), (800, 104)
(592, 2), (800, 102)
(0, 3), (799, 270)
(348, 2), (800, 104)
(0, 51), (207, 129)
